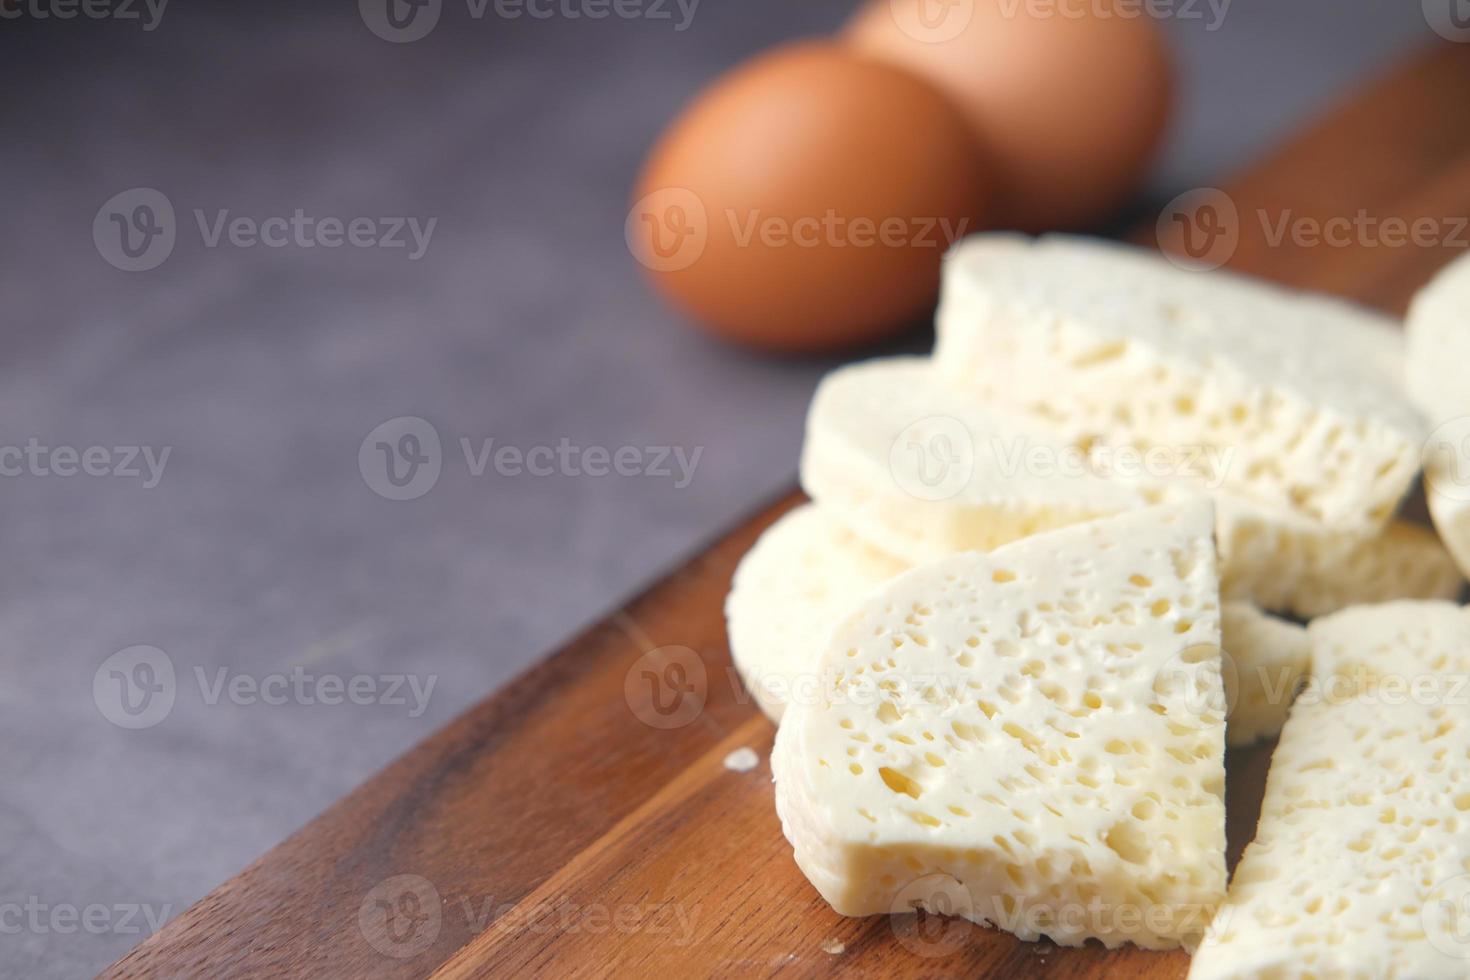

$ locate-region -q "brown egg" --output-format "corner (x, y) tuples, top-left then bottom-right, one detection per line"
(845, 0), (1172, 231)
(629, 41), (989, 354)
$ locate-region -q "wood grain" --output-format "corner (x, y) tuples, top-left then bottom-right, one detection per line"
(105, 43), (1470, 980)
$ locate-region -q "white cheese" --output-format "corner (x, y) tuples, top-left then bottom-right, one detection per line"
(800, 356), (1149, 564)
(1425, 480), (1470, 591)
(1190, 601), (1470, 980)
(771, 502), (1228, 950)
(803, 357), (1460, 619)
(1214, 499), (1461, 620)
(1406, 251), (1470, 425)
(726, 504), (906, 721)
(934, 234), (1425, 530)
(1407, 252), (1470, 584)
(1218, 602), (1309, 748)
(729, 502), (1309, 748)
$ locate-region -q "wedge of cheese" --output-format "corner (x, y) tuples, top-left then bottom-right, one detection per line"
(1406, 251), (1470, 426)
(934, 234), (1426, 530)
(726, 504), (906, 721)
(1218, 603), (1309, 748)
(801, 355), (1147, 563)
(1191, 601), (1470, 979)
(1407, 252), (1470, 583)
(772, 501), (1228, 949)
(1215, 500), (1461, 620)
(730, 501), (1310, 747)
(1424, 472), (1470, 590)
(804, 357), (1461, 619)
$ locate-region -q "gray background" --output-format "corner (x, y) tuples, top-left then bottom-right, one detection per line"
(0, 1), (1447, 975)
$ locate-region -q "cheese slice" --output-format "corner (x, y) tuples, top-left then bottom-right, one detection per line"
(1407, 252), (1470, 584)
(1406, 251), (1470, 425)
(1215, 500), (1461, 620)
(1218, 602), (1309, 748)
(934, 234), (1425, 530)
(730, 501), (1310, 748)
(804, 357), (1461, 619)
(801, 355), (1147, 563)
(771, 501), (1228, 950)
(1190, 601), (1470, 980)
(1424, 474), (1470, 590)
(726, 504), (906, 721)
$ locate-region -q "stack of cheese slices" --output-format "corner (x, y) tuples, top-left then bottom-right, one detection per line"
(726, 234), (1470, 974)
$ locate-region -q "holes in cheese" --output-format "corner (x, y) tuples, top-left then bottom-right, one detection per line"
(1216, 501), (1462, 620)
(799, 355), (1147, 564)
(801, 357), (1461, 621)
(729, 502), (1314, 748)
(1190, 601), (1470, 979)
(770, 502), (1228, 950)
(935, 235), (1425, 531)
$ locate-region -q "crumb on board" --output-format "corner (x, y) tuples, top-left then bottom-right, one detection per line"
(820, 938), (845, 955)
(723, 747), (760, 772)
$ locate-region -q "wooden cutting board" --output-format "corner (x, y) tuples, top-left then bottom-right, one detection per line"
(105, 44), (1470, 980)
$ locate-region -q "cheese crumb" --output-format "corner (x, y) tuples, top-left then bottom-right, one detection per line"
(820, 939), (845, 955)
(722, 747), (760, 773)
